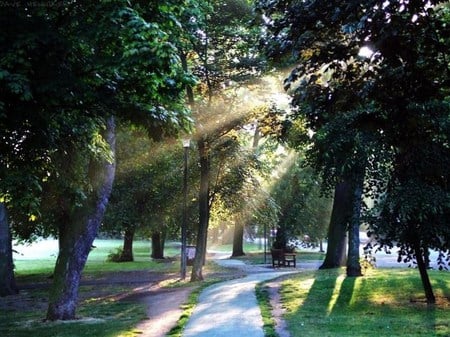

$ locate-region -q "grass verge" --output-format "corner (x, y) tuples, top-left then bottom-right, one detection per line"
(279, 268), (450, 337)
(256, 283), (279, 337)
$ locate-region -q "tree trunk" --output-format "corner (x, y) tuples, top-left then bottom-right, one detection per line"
(191, 139), (209, 282)
(320, 181), (351, 269)
(273, 225), (288, 249)
(414, 240), (436, 304)
(46, 116), (116, 321)
(119, 226), (135, 262)
(231, 220), (245, 257)
(346, 230), (361, 276)
(346, 180), (363, 277)
(319, 239), (324, 252)
(151, 231), (164, 259)
(161, 228), (166, 254)
(346, 168), (365, 277)
(0, 203), (18, 296)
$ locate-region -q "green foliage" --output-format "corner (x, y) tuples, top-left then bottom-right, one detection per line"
(257, 0), (450, 269)
(103, 126), (194, 240)
(0, 1), (194, 241)
(106, 247), (125, 262)
(189, 0), (266, 95)
(270, 152), (332, 247)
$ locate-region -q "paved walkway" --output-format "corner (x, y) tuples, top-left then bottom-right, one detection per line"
(181, 246), (423, 337)
(182, 257), (304, 337)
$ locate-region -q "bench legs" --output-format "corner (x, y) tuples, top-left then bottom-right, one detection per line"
(272, 256), (296, 268)
(272, 258), (284, 268)
(284, 258), (296, 268)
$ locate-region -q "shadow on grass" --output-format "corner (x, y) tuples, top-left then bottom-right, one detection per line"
(284, 268), (450, 337)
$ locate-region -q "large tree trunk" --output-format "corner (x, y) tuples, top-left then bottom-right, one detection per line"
(119, 226), (135, 262)
(346, 177), (364, 277)
(191, 139), (209, 282)
(273, 224), (288, 249)
(414, 240), (436, 304)
(320, 181), (351, 269)
(46, 117), (116, 321)
(151, 230), (165, 259)
(0, 203), (18, 296)
(231, 220), (245, 257)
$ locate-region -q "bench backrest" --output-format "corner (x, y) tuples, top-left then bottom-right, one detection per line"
(271, 248), (284, 259)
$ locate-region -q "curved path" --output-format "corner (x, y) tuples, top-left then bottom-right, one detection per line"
(182, 257), (301, 337)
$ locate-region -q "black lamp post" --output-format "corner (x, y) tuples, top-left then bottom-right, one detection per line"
(181, 138), (190, 280)
(264, 222), (267, 264)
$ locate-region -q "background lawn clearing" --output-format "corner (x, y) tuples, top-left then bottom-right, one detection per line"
(13, 239), (181, 283)
(280, 268), (450, 337)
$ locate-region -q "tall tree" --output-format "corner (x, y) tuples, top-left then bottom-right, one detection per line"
(46, 117), (116, 320)
(257, 0), (375, 275)
(1, 2), (192, 318)
(257, 0), (450, 299)
(180, 0), (268, 281)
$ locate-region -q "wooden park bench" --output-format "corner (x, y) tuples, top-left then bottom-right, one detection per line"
(271, 248), (296, 268)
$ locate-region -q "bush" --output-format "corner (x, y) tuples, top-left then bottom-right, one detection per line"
(106, 247), (123, 262)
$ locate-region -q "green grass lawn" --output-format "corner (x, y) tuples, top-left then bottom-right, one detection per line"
(2, 291), (147, 337)
(279, 268), (450, 337)
(1, 239), (183, 337)
(3, 239), (243, 337)
(13, 239), (181, 282)
(8, 240), (448, 337)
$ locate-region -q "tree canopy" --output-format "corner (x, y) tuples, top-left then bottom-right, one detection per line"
(0, 1), (194, 318)
(0, 1), (192, 241)
(257, 0), (450, 301)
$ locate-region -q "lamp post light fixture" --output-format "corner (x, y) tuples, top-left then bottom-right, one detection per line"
(181, 138), (191, 280)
